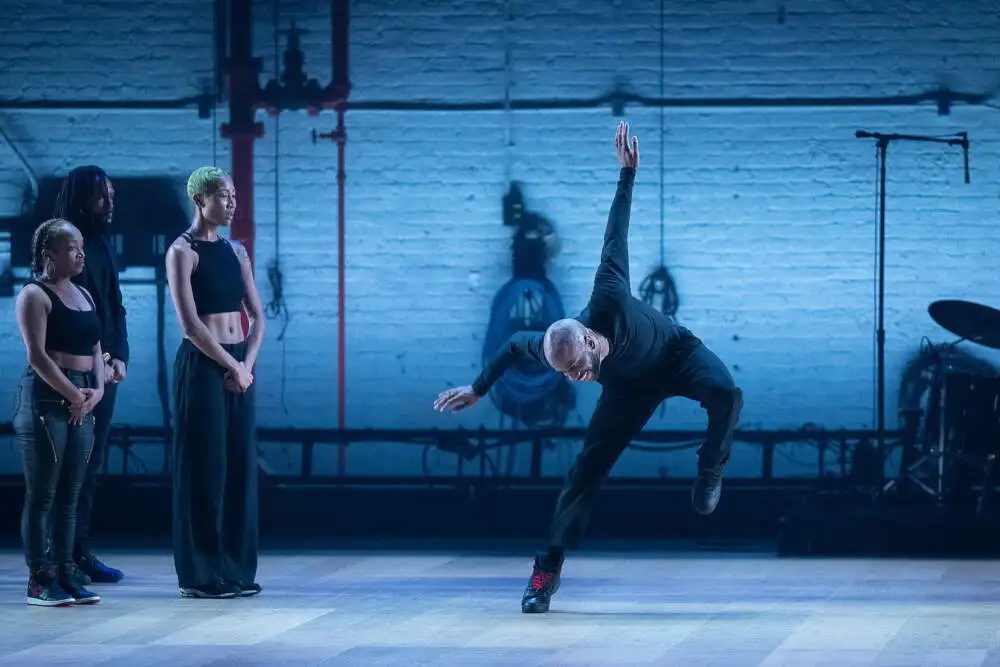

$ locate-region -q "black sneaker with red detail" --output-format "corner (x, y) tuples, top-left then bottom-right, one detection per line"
(26, 568), (74, 607)
(521, 554), (562, 614)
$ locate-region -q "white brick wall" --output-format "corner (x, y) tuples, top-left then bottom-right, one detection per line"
(1, 0), (999, 478)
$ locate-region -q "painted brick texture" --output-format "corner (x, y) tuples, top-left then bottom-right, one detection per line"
(0, 0), (998, 478)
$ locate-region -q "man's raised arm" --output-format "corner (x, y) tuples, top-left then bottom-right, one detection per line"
(593, 121), (640, 296)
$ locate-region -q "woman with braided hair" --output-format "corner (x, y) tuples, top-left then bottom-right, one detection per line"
(165, 166), (265, 599)
(13, 218), (104, 606)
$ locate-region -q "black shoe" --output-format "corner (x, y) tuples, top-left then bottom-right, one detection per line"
(59, 565), (101, 605)
(26, 568), (75, 607)
(179, 581), (241, 599)
(227, 581), (262, 597)
(77, 555), (123, 584)
(521, 555), (561, 614)
(68, 562), (91, 586)
(692, 464), (724, 515)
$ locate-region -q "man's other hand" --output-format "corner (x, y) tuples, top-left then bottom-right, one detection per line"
(433, 386), (480, 413)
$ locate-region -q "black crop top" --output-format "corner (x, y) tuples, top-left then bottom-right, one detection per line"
(182, 232), (246, 316)
(30, 280), (101, 357)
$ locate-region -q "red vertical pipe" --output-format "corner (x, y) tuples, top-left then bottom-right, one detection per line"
(220, 0), (264, 339)
(332, 0), (350, 475)
(230, 137), (258, 264)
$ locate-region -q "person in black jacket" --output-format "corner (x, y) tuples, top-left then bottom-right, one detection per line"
(434, 123), (743, 614)
(54, 166), (128, 584)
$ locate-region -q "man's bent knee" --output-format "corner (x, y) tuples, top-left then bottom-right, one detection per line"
(707, 385), (742, 419)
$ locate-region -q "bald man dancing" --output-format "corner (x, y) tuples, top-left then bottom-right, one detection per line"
(435, 122), (743, 614)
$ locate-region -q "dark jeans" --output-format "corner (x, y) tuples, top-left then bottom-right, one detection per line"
(73, 379), (117, 562)
(172, 339), (258, 589)
(12, 367), (96, 572)
(548, 337), (743, 549)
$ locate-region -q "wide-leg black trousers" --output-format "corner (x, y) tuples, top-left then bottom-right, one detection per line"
(171, 339), (258, 589)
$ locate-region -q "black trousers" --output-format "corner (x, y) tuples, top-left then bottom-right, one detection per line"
(73, 379), (117, 561)
(171, 339), (258, 589)
(548, 337), (742, 550)
(12, 368), (96, 572)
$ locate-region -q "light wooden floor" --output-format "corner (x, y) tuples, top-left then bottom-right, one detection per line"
(1, 545), (999, 666)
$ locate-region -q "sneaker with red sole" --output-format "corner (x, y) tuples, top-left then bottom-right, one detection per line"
(521, 554), (562, 614)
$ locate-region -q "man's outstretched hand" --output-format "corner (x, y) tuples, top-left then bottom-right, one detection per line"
(616, 120), (639, 168)
(434, 385), (480, 413)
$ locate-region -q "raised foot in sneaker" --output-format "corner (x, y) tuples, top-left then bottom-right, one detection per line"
(521, 555), (561, 614)
(692, 464), (724, 515)
(26, 568), (74, 607)
(179, 582), (241, 599)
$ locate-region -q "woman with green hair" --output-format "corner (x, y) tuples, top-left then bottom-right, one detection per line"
(165, 165), (266, 599)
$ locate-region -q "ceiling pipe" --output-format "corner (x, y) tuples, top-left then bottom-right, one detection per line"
(0, 95), (213, 116)
(340, 87), (993, 116)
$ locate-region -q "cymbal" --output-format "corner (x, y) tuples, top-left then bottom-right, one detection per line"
(928, 300), (1000, 350)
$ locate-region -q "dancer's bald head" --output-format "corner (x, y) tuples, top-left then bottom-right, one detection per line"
(544, 319), (602, 382)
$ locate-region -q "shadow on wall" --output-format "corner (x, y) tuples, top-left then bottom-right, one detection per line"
(0, 175), (189, 441)
(481, 182), (575, 428)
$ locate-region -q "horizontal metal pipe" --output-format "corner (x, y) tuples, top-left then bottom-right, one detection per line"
(0, 89), (989, 115)
(0, 422), (895, 445)
(0, 472), (831, 488)
(343, 90), (991, 113)
(0, 95), (213, 117)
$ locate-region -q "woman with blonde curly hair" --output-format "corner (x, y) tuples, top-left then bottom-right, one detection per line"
(165, 166), (266, 599)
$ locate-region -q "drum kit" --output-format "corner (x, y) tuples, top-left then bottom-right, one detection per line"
(887, 299), (1000, 512)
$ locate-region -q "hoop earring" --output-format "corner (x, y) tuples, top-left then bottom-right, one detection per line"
(43, 258), (54, 280)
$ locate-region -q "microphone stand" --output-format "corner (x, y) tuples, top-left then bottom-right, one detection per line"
(854, 130), (969, 490)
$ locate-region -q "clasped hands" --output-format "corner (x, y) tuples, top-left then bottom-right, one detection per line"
(224, 362), (254, 393)
(102, 358), (127, 386)
(68, 387), (104, 426)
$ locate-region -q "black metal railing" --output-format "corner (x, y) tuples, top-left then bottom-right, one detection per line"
(0, 422), (894, 484)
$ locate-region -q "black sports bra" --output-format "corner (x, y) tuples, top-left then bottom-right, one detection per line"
(29, 280), (101, 356)
(181, 232), (246, 316)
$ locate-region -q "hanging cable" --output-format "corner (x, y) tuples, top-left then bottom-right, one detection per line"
(503, 0), (513, 187)
(639, 0), (680, 320)
(267, 0), (291, 413)
(872, 142), (879, 429)
(476, 0), (574, 432)
(212, 2), (217, 165)
(659, 0), (664, 268)
(501, 0), (517, 474)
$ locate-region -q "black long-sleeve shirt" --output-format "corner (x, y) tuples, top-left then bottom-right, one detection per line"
(472, 167), (691, 396)
(72, 232), (130, 366)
